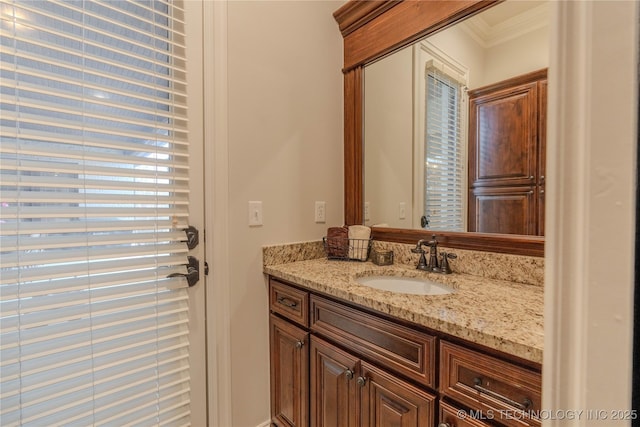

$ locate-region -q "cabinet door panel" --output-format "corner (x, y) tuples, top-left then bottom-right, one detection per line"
(270, 314), (309, 427)
(310, 337), (359, 427)
(537, 79), (547, 236)
(469, 82), (538, 187)
(360, 362), (436, 427)
(468, 186), (537, 235)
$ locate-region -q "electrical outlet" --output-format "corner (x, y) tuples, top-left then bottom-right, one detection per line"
(364, 202), (370, 221)
(399, 202), (406, 220)
(315, 201), (326, 223)
(248, 201), (263, 226)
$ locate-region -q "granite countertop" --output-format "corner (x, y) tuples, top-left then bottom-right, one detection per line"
(264, 258), (543, 364)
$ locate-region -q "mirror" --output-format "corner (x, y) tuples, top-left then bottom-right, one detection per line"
(333, 0), (546, 256)
(363, 0), (549, 233)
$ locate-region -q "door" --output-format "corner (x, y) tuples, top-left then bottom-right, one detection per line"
(359, 362), (436, 427)
(468, 81), (539, 188)
(270, 315), (309, 427)
(310, 336), (360, 427)
(0, 0), (207, 424)
(468, 186), (538, 235)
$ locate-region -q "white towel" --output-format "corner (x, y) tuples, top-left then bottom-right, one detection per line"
(348, 225), (371, 260)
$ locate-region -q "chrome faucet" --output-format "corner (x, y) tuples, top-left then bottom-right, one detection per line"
(411, 235), (456, 274)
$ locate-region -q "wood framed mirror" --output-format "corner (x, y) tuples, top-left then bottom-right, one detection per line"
(334, 0), (545, 257)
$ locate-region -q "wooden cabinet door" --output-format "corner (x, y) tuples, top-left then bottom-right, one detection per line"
(270, 314), (309, 427)
(310, 337), (359, 427)
(468, 81), (539, 188)
(359, 361), (436, 427)
(468, 186), (537, 235)
(537, 79), (547, 236)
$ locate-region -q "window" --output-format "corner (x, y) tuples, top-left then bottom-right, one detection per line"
(0, 0), (193, 425)
(423, 62), (466, 231)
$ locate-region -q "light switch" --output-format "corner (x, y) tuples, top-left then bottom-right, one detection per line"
(364, 202), (370, 221)
(399, 202), (406, 220)
(315, 201), (326, 223)
(248, 201), (263, 226)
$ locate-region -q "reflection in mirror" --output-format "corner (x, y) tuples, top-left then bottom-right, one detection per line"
(363, 0), (549, 234)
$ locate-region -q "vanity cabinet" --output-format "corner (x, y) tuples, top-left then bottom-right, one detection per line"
(468, 69), (547, 236)
(268, 277), (541, 427)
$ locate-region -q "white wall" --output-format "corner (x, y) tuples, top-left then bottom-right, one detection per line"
(482, 26), (550, 87)
(225, 1), (344, 426)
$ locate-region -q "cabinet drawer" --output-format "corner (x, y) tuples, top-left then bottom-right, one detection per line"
(310, 295), (436, 388)
(440, 341), (541, 427)
(270, 279), (309, 328)
(440, 401), (491, 427)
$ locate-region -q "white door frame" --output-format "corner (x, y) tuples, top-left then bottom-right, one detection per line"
(203, 1), (233, 426)
(184, 1), (209, 425)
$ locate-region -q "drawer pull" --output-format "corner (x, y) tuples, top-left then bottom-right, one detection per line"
(356, 376), (367, 387)
(345, 369), (354, 380)
(277, 296), (298, 308)
(473, 377), (533, 410)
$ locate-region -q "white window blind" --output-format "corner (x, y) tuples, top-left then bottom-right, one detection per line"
(0, 1), (193, 425)
(424, 63), (465, 232)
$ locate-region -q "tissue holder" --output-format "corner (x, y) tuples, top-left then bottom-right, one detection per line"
(371, 249), (394, 266)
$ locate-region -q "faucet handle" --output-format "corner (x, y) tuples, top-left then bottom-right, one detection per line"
(439, 251), (457, 274)
(442, 252), (457, 260)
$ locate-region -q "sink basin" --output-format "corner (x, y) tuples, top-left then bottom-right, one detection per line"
(356, 275), (454, 295)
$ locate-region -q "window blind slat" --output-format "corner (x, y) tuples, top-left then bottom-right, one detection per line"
(1, 94), (188, 133)
(0, 144), (189, 171)
(0, 63), (188, 110)
(1, 1), (194, 423)
(0, 219), (188, 236)
(1, 110), (188, 144)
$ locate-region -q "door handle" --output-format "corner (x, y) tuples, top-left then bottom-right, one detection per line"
(168, 256), (200, 287)
(182, 225), (199, 249)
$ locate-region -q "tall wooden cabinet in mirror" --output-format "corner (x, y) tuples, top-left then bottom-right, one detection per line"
(333, 0), (545, 256)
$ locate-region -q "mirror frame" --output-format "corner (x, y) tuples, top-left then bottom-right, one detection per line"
(333, 0), (545, 257)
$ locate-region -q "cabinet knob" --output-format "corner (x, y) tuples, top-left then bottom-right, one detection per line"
(295, 340), (304, 349)
(529, 175), (534, 180)
(356, 376), (367, 387)
(345, 369), (354, 380)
